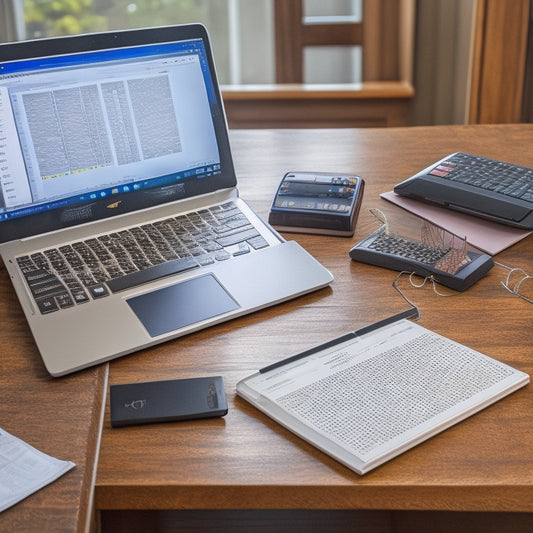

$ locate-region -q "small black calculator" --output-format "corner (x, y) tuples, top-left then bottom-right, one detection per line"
(349, 227), (494, 291)
(268, 171), (364, 236)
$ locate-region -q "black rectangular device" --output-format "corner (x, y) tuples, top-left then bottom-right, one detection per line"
(110, 376), (228, 427)
(393, 152), (533, 229)
(349, 227), (494, 291)
(268, 172), (364, 236)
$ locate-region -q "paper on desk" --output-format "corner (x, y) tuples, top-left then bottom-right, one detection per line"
(237, 320), (529, 475)
(380, 191), (532, 256)
(0, 428), (75, 513)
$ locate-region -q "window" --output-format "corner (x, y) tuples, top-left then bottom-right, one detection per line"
(19, 0), (275, 85)
(4, 0), (415, 128)
(15, 0), (365, 86)
(281, 0), (363, 84)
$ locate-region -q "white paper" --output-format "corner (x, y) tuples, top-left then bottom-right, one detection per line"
(238, 320), (529, 474)
(0, 428), (75, 513)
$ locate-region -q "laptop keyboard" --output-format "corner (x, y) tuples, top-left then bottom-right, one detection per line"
(429, 153), (533, 202)
(16, 201), (270, 314)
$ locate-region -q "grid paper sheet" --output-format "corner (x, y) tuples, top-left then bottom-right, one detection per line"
(276, 332), (514, 458)
(237, 320), (529, 474)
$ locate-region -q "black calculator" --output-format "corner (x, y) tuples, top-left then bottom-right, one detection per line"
(349, 227), (494, 291)
(269, 171), (364, 236)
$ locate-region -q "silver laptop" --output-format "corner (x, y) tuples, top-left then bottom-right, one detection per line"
(0, 24), (333, 377)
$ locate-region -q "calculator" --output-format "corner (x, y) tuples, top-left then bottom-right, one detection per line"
(349, 225), (494, 291)
(269, 171), (364, 236)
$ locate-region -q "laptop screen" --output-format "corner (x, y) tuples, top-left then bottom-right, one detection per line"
(0, 24), (236, 243)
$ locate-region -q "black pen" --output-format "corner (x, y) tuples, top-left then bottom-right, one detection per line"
(259, 306), (419, 374)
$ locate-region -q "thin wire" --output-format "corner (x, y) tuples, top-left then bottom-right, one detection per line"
(392, 271), (421, 320)
(494, 261), (533, 304)
(393, 262), (533, 313)
(396, 271), (455, 297)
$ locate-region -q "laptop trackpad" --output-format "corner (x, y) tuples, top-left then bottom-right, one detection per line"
(127, 274), (239, 337)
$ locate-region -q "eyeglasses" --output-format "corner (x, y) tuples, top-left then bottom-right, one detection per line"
(496, 262), (533, 305)
(392, 261), (533, 314)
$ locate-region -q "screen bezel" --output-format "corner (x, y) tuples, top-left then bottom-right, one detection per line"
(0, 24), (236, 243)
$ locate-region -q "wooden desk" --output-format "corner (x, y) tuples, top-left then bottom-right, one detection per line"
(3, 125), (533, 532)
(0, 273), (107, 531)
(95, 125), (533, 532)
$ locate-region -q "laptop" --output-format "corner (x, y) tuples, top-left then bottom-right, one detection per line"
(393, 152), (533, 229)
(0, 24), (333, 377)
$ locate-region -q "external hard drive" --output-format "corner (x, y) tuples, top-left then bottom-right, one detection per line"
(110, 376), (228, 427)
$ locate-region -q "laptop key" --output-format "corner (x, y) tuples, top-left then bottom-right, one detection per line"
(233, 242), (250, 256)
(88, 284), (110, 299)
(56, 292), (74, 309)
(247, 235), (270, 250)
(36, 296), (59, 314)
(72, 289), (90, 304)
(216, 227), (260, 247)
(106, 256), (199, 293)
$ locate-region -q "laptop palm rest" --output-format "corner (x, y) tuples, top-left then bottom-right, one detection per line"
(127, 275), (239, 337)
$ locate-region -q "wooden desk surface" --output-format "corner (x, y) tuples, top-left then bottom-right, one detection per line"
(0, 274), (107, 531)
(1, 125), (530, 532)
(94, 124), (533, 515)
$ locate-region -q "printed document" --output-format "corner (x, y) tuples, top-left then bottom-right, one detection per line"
(0, 428), (75, 512)
(237, 320), (529, 474)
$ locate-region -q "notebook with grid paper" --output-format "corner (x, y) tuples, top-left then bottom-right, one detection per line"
(237, 318), (528, 475)
(0, 24), (333, 376)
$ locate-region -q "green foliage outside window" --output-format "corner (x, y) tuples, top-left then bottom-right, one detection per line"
(24, 0), (106, 38)
(23, 0), (227, 40)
